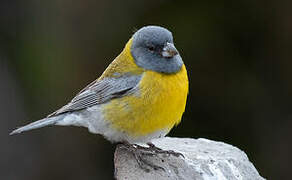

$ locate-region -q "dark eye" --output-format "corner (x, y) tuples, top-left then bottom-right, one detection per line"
(148, 46), (155, 51)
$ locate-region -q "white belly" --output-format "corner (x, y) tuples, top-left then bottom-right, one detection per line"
(56, 104), (168, 143)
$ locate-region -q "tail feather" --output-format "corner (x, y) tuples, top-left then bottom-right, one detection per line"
(10, 116), (61, 135)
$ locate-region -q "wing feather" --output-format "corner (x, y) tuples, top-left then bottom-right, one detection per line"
(47, 74), (142, 117)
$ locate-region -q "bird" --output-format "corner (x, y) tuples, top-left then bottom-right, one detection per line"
(10, 25), (189, 146)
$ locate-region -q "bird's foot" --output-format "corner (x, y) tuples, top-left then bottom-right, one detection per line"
(120, 142), (165, 172)
(120, 142), (184, 172)
(146, 142), (184, 158)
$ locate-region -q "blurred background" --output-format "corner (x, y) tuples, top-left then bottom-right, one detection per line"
(1, 0), (291, 179)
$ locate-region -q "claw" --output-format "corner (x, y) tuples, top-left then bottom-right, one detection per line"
(119, 142), (184, 172)
(120, 142), (165, 172)
(146, 142), (185, 158)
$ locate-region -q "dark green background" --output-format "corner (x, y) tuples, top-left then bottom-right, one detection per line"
(1, 0), (291, 179)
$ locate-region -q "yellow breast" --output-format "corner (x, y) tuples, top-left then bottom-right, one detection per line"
(103, 65), (189, 137)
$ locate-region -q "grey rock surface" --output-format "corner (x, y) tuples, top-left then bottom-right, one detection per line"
(114, 137), (265, 180)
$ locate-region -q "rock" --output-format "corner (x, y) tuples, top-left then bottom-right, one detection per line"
(114, 137), (265, 180)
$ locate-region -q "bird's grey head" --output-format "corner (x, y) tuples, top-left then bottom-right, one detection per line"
(131, 26), (183, 74)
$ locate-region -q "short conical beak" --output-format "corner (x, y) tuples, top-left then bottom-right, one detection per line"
(162, 42), (178, 58)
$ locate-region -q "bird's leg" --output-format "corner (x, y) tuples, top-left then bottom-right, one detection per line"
(146, 142), (184, 158)
(120, 142), (165, 172)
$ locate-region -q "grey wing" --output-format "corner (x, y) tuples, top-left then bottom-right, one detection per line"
(47, 74), (142, 117)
